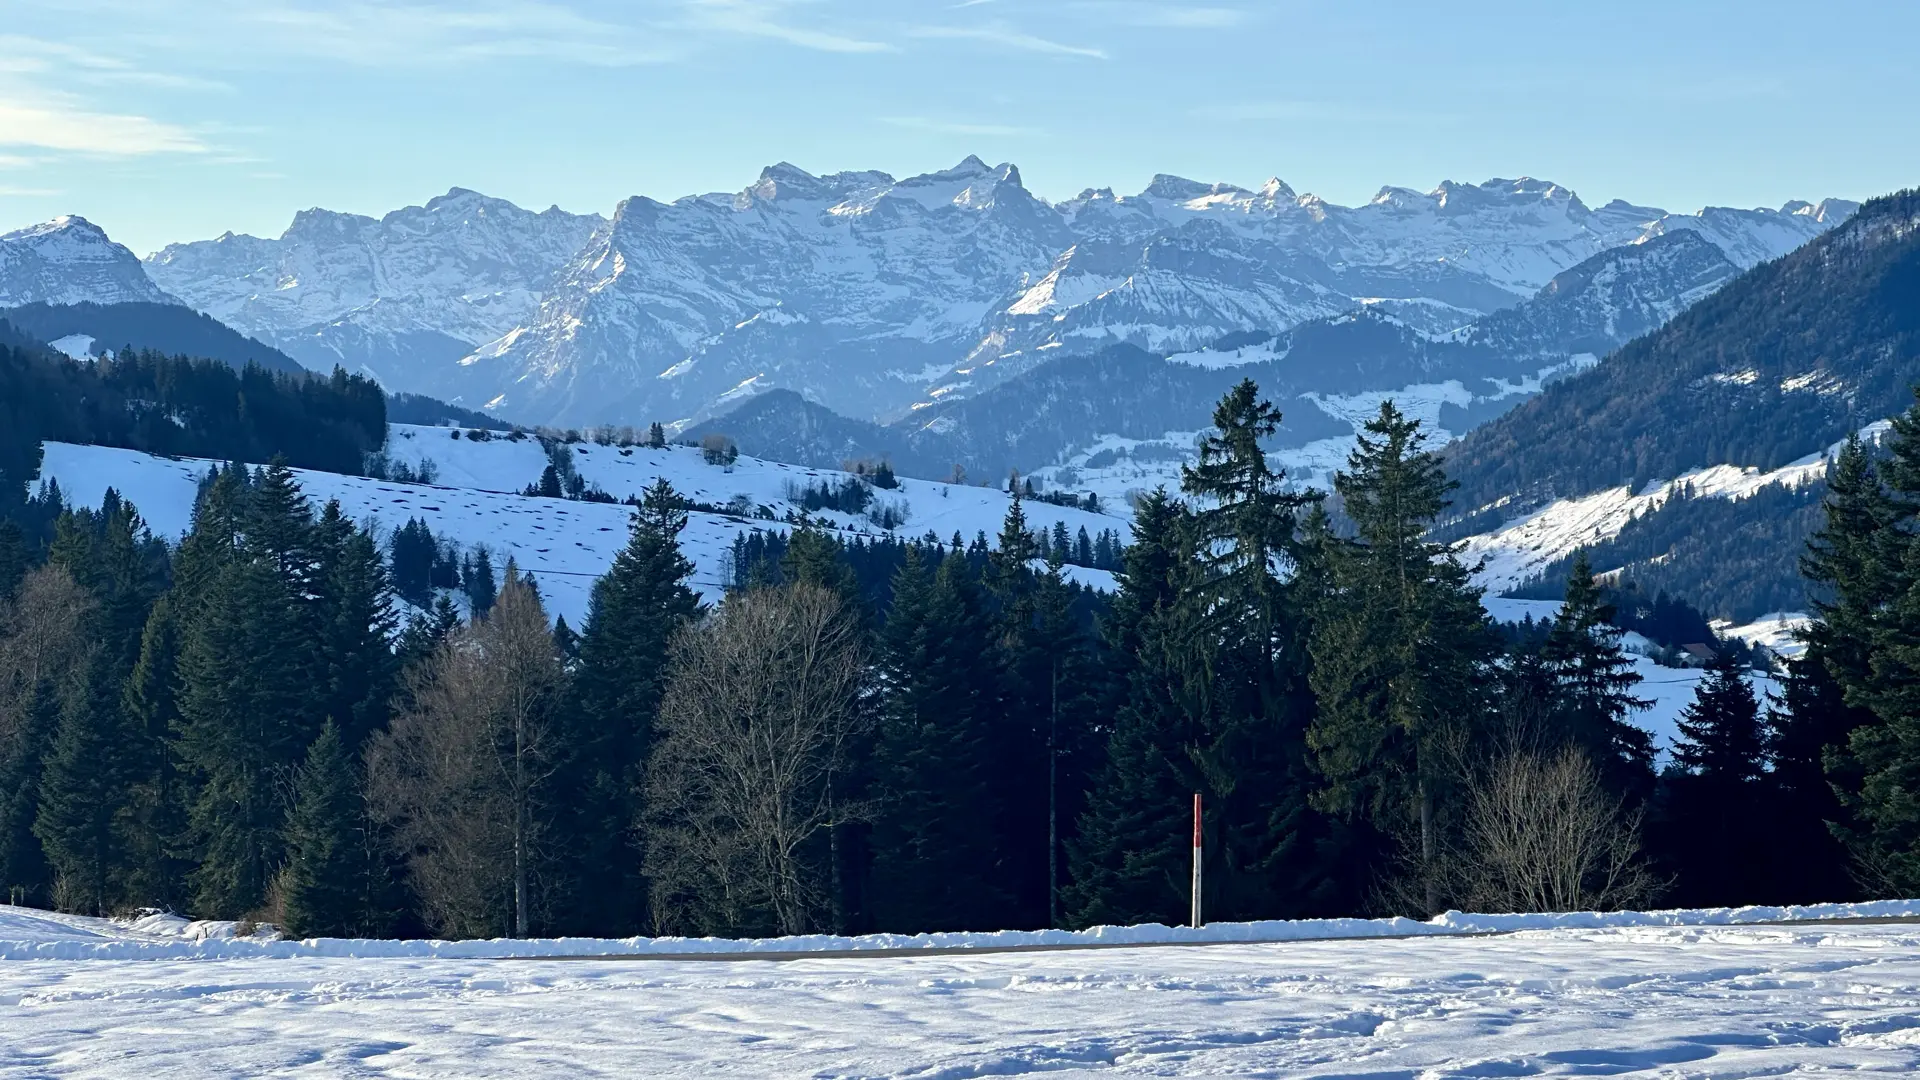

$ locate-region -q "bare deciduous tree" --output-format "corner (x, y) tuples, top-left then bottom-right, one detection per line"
(367, 568), (561, 938)
(1457, 748), (1656, 913)
(0, 565), (95, 748)
(645, 583), (867, 937)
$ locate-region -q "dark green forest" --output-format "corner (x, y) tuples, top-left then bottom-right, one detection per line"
(1, 377), (1891, 939)
(1445, 189), (1920, 517)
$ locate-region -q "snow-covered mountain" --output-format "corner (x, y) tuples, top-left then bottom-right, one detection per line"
(693, 225), (1774, 495)
(0, 217), (180, 308)
(144, 188), (604, 386)
(137, 162), (1855, 427)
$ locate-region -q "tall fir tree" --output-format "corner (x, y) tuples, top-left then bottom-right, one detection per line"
(1662, 652), (1769, 905)
(174, 555), (314, 917)
(33, 650), (135, 914)
(311, 503), (398, 751)
(1308, 400), (1491, 912)
(277, 722), (392, 938)
(1068, 492), (1213, 926)
(1542, 550), (1655, 792)
(121, 596), (190, 909)
(868, 547), (1009, 931)
(558, 478), (701, 933)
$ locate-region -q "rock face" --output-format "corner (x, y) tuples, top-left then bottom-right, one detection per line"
(143, 188), (605, 388)
(139, 161), (1856, 427)
(0, 217), (180, 308)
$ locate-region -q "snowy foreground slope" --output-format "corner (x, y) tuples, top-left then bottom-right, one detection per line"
(8, 903), (1920, 1078)
(37, 427), (1122, 626)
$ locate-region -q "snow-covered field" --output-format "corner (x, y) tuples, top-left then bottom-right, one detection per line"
(8, 903), (1920, 1077)
(37, 426), (1123, 625)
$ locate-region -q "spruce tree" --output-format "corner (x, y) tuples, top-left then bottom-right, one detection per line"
(33, 650), (134, 914)
(1664, 652), (1768, 904)
(1542, 550), (1655, 791)
(174, 555), (312, 917)
(312, 504), (398, 750)
(558, 478), (701, 932)
(1067, 493), (1208, 926)
(868, 548), (1009, 930)
(121, 597), (189, 909)
(1308, 400), (1491, 912)
(278, 722), (388, 938)
(466, 547), (497, 618)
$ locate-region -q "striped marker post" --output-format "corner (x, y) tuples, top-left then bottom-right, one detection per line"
(1191, 793), (1203, 930)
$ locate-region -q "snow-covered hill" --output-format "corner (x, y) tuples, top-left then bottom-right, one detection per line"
(0, 217), (179, 308)
(133, 162), (1853, 427)
(37, 425), (1123, 627)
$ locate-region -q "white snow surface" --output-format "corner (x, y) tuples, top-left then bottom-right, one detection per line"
(34, 425), (1125, 627)
(9, 902), (1920, 1077)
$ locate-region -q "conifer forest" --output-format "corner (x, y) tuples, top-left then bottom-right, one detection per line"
(3, 374), (1912, 940)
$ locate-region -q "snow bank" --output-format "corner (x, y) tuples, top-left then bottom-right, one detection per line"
(6, 899), (1916, 963)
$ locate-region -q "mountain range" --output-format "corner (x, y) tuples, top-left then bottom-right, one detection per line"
(56, 160), (1851, 431)
(1443, 188), (1920, 620)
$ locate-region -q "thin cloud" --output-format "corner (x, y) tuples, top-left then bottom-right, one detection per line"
(912, 23), (1106, 60)
(0, 97), (207, 155)
(0, 185), (61, 196)
(880, 116), (1037, 138)
(686, 0), (896, 54)
(0, 34), (232, 91)
(1070, 2), (1250, 28)
(232, 1), (679, 67)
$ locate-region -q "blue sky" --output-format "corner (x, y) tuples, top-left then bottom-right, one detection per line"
(2, 0), (1915, 254)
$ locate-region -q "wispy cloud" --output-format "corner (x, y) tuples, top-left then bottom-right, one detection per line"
(685, 0), (896, 54)
(0, 185), (61, 196)
(912, 23), (1106, 59)
(0, 97), (208, 155)
(231, 1), (679, 66)
(0, 34), (231, 90)
(880, 115), (1037, 137)
(1069, 2), (1250, 28)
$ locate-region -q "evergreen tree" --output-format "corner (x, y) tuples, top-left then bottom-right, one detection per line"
(868, 548), (1008, 930)
(466, 546), (497, 618)
(1765, 651), (1862, 901)
(33, 650), (134, 914)
(1542, 550), (1655, 791)
(121, 596), (189, 908)
(1067, 492), (1209, 926)
(1672, 653), (1767, 782)
(277, 722), (389, 938)
(397, 594), (462, 672)
(174, 555), (313, 917)
(558, 479), (700, 932)
(1308, 400), (1491, 912)
(1663, 652), (1769, 905)
(312, 504), (398, 750)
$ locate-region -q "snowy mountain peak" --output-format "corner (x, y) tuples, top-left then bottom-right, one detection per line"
(1142, 174), (1247, 202)
(0, 215), (179, 308)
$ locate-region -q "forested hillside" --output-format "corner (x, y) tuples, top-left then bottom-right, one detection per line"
(1446, 189), (1920, 517)
(0, 301), (306, 375)
(0, 327), (386, 520)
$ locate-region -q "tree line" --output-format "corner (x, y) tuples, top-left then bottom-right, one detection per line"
(0, 377), (1900, 937)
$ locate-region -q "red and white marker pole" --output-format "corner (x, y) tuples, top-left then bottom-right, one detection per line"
(1190, 793), (1203, 930)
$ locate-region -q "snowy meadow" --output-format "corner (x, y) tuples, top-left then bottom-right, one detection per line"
(7, 905), (1920, 1077)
